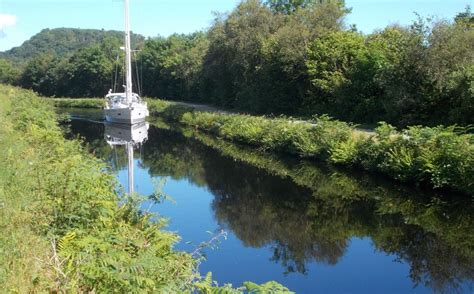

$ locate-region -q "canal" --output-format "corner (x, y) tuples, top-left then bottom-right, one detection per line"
(62, 109), (473, 293)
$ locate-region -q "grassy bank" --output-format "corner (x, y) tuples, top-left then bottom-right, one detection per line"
(52, 97), (104, 108)
(2, 87), (291, 292)
(0, 86), (198, 291)
(47, 97), (473, 195)
(154, 103), (473, 196)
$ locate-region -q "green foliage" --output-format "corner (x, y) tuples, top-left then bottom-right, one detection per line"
(200, 0), (347, 113)
(0, 59), (20, 84)
(244, 281), (294, 293)
(18, 54), (58, 95)
(195, 272), (293, 293)
(350, 123), (474, 194)
(140, 33), (209, 101)
(195, 272), (242, 294)
(307, 31), (366, 94)
(265, 0), (345, 14)
(59, 46), (114, 97)
(52, 97), (104, 108)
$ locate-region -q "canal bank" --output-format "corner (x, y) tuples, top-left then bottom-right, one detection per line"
(0, 85), (199, 291)
(53, 97), (474, 195)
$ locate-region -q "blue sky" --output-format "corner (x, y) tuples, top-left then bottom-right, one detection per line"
(0, 0), (471, 51)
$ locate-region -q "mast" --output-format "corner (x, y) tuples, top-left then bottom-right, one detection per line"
(127, 143), (134, 195)
(124, 0), (133, 104)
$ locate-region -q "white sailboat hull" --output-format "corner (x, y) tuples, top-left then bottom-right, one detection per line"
(105, 104), (148, 124)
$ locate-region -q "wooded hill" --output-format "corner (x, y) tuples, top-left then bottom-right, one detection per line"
(0, 28), (145, 63)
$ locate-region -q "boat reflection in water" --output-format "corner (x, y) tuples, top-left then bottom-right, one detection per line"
(104, 122), (149, 194)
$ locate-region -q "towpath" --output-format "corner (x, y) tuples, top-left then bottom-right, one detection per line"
(172, 100), (375, 135)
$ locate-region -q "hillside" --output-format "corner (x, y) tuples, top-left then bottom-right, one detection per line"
(0, 28), (145, 63)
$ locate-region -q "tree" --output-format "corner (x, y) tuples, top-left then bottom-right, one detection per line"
(454, 5), (474, 26)
(140, 33), (208, 100)
(0, 59), (19, 85)
(265, 0), (345, 14)
(305, 31), (366, 117)
(19, 54), (58, 95)
(61, 46), (114, 97)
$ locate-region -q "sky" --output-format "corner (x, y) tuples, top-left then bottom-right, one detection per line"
(0, 0), (471, 52)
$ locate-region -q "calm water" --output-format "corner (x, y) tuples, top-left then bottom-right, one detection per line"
(63, 109), (473, 294)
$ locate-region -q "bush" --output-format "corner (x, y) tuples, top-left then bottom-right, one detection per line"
(52, 98), (104, 108)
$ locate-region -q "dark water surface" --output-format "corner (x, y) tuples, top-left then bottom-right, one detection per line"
(63, 109), (473, 294)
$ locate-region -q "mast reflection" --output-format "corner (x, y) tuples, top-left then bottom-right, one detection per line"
(104, 122), (149, 195)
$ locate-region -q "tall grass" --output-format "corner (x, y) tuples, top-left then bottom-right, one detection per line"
(0, 86), (197, 291)
(51, 98), (104, 108)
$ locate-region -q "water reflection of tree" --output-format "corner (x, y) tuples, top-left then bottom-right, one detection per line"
(204, 154), (351, 274)
(206, 159), (473, 290)
(71, 120), (473, 292)
(141, 127), (208, 187)
(375, 225), (473, 292)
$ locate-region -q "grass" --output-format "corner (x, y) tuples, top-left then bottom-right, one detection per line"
(0, 88), (53, 291)
(51, 97), (104, 108)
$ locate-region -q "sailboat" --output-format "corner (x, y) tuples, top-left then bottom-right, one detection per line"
(105, 0), (149, 124)
(105, 122), (149, 195)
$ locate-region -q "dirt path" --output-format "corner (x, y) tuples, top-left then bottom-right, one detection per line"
(173, 101), (230, 114)
(173, 100), (375, 135)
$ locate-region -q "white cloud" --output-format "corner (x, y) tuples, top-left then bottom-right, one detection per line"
(0, 14), (17, 37)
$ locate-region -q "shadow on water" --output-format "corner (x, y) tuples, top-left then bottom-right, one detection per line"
(63, 113), (473, 293)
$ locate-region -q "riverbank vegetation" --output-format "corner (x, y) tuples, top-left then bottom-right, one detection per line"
(53, 97), (103, 108)
(1, 1), (472, 127)
(0, 85), (195, 291)
(150, 101), (473, 196)
(0, 85), (292, 292)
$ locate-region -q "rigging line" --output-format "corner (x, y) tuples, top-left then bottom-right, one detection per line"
(110, 62), (114, 92)
(123, 53), (126, 91)
(113, 54), (120, 93)
(134, 51), (142, 96)
(140, 51), (143, 96)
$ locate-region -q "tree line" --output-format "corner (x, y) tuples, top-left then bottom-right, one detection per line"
(0, 0), (472, 127)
